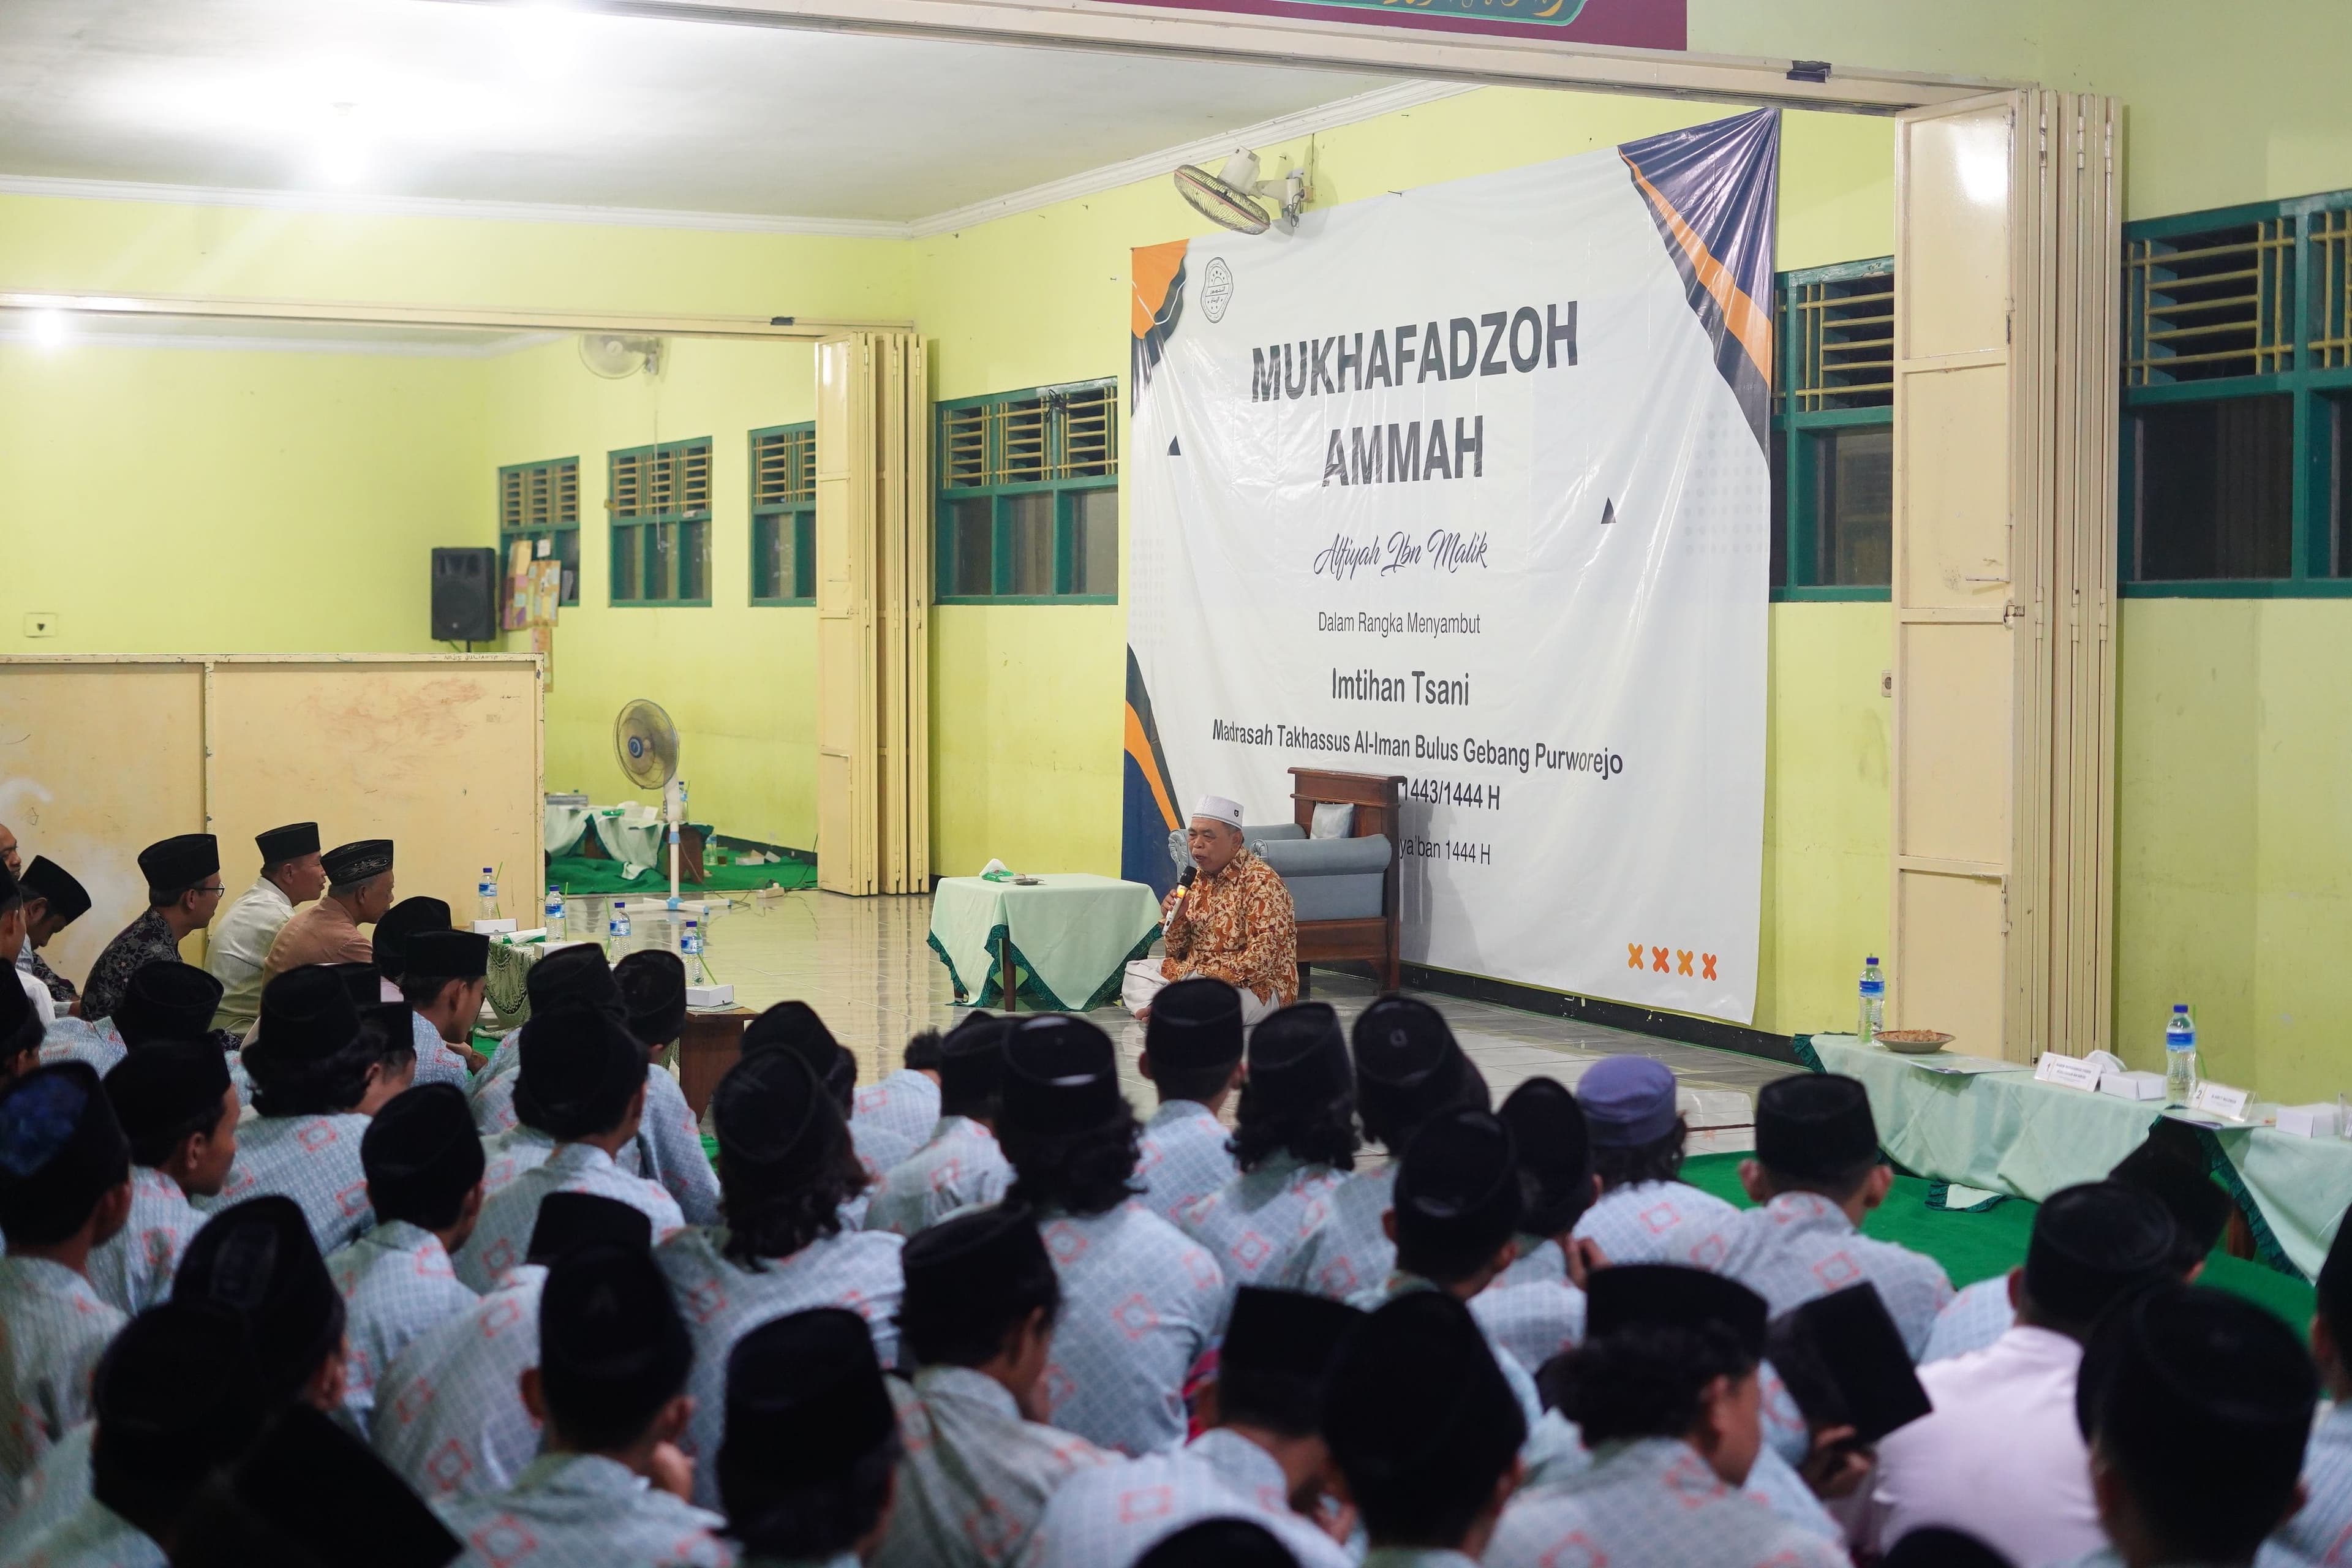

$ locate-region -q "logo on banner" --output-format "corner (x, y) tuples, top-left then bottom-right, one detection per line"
(1201, 258), (1234, 324)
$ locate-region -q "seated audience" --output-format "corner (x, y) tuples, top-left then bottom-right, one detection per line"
(1125, 795), (1298, 1025)
(612, 948), (722, 1226)
(1133, 978), (1246, 1226)
(1860, 1180), (2179, 1564)
(372, 903), (481, 1084)
(657, 1044), (906, 1510)
(17, 856), (90, 1017)
(373, 1192), (652, 1501)
(1173, 1001), (1357, 1288)
(854, 1027), (944, 1149)
(1472, 1077), (1598, 1373)
(328, 1082), (486, 1439)
(45, 960), (224, 1079)
(469, 941), (620, 1097)
(205, 822), (323, 1039)
(1028, 1286), (1360, 1567)
(205, 966), (413, 1253)
(998, 1014), (1227, 1455)
(746, 1000), (918, 1189)
(719, 1308), (905, 1568)
(440, 1242), (730, 1567)
(263, 838), (393, 980)
(1569, 1054), (1743, 1268)
(2275, 1208), (2352, 1562)
(81, 835), (222, 1028)
(1281, 995), (1486, 1300)
(864, 1013), (1014, 1238)
(89, 1039), (239, 1313)
(459, 1000), (684, 1290)
(172, 1404), (462, 1568)
(872, 1205), (1110, 1567)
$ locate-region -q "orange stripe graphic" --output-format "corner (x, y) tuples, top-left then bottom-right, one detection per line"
(1131, 241), (1188, 341)
(1125, 704), (1179, 830)
(1620, 155), (1772, 384)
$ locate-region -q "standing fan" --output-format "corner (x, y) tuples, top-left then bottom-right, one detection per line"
(1172, 150), (1308, 235)
(614, 699), (690, 908)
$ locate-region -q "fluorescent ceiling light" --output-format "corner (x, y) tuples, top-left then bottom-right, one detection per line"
(29, 310), (69, 350)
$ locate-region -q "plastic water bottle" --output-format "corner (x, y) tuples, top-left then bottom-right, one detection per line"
(545, 884), (566, 941)
(1857, 957), (1887, 1045)
(2165, 1004), (2198, 1105)
(477, 867), (500, 925)
(607, 899), (632, 957)
(680, 918), (704, 985)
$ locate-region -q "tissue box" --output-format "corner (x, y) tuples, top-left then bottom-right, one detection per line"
(471, 918), (518, 935)
(2277, 1102), (2343, 1139)
(2098, 1070), (2166, 1102)
(687, 982), (735, 1008)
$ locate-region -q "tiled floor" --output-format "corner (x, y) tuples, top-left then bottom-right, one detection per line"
(628, 889), (1781, 1152)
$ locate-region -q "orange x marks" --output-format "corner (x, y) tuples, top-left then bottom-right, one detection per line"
(1675, 949), (1694, 976)
(1626, 942), (1645, 970)
(1702, 954), (1717, 981)
(1650, 946), (1670, 973)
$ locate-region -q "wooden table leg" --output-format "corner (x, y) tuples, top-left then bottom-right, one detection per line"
(999, 930), (1017, 1012)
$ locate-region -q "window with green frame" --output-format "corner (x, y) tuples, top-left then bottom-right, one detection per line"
(2119, 193), (2352, 595)
(608, 438), (712, 606)
(936, 381), (1118, 603)
(750, 424), (815, 605)
(1770, 259), (1894, 600)
(497, 457), (579, 606)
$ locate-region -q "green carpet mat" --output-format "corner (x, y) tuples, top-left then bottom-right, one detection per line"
(1678, 1152), (2314, 1330)
(546, 854), (817, 896)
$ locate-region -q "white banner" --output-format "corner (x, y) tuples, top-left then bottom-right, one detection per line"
(1124, 110), (1778, 1023)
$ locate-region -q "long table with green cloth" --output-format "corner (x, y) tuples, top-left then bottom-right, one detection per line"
(1799, 1033), (2352, 1280)
(927, 873), (1162, 1012)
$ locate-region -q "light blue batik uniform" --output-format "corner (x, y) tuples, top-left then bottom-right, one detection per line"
(196, 1112), (376, 1256)
(458, 1144), (684, 1292)
(1722, 1191), (1954, 1359)
(1471, 1278), (1588, 1377)
(1030, 1204), (1228, 1457)
(84, 1167), (200, 1316)
(1278, 1165), (1396, 1301)
(0, 1495), (163, 1568)
(1171, 1153), (1346, 1291)
(326, 1219), (480, 1440)
(1486, 1436), (1849, 1568)
(473, 1069), (720, 1227)
(0, 1259), (124, 1493)
(1133, 1102), (1238, 1229)
(1023, 1427), (1353, 1568)
(1921, 1273), (2016, 1362)
(853, 1069), (941, 1150)
(870, 1365), (1112, 1568)
(408, 1012), (472, 1090)
(437, 1452), (734, 1568)
(1572, 1180), (1744, 1271)
(862, 1117), (1012, 1238)
(372, 1262), (546, 1502)
(2264, 1400), (2352, 1566)
(655, 1224), (907, 1512)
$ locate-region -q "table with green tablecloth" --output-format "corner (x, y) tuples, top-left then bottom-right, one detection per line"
(1801, 1033), (2352, 1280)
(927, 874), (1162, 1012)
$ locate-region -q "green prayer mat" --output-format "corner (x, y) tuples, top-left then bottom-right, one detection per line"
(546, 853), (817, 897)
(1677, 1151), (2315, 1330)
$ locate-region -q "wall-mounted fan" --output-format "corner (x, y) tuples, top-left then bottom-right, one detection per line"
(614, 698), (691, 908)
(1173, 150), (1307, 236)
(579, 333), (665, 379)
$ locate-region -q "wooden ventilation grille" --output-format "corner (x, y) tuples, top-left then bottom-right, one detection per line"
(753, 427), (815, 508)
(1055, 383), (1117, 478)
(939, 383), (1120, 488)
(500, 460), (578, 530)
(999, 396), (1049, 483)
(940, 404), (989, 489)
(2126, 218), (2294, 383)
(1791, 270), (1894, 410)
(2313, 210), (2352, 371)
(611, 442), (710, 519)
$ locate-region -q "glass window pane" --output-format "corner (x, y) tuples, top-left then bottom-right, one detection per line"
(1069, 489), (1118, 596)
(612, 525), (639, 601)
(1814, 427), (1891, 586)
(753, 517), (780, 600)
(2337, 401), (2352, 578)
(794, 513), (817, 600)
(1008, 493), (1054, 595)
(951, 499), (992, 596)
(679, 520), (707, 601)
(2134, 396), (2293, 580)
(555, 530), (579, 605)
(1769, 435), (1789, 589)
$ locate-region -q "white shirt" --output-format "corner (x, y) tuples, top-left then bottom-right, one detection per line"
(206, 878), (295, 1036)
(1862, 1324), (2104, 1566)
(14, 967), (52, 1027)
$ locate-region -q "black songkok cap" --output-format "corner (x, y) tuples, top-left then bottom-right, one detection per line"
(1145, 977), (1244, 1071)
(538, 1242), (693, 1442)
(1499, 1077), (1594, 1237)
(1137, 1520), (1300, 1568)
(903, 1031), (945, 1074)
(2110, 1133), (2232, 1265)
(1879, 1529), (2015, 1568)
(1393, 1109), (1523, 1278)
(721, 1308), (897, 1494)
(902, 1204), (1049, 1316)
(526, 942), (621, 1013)
(938, 1013), (1012, 1110)
(1754, 1073), (1880, 1180)
(176, 1404), (462, 1568)
(251, 967), (361, 1071)
(371, 898), (453, 980)
(528, 1191), (654, 1265)
(614, 949), (688, 1048)
(105, 1041), (232, 1152)
(1219, 1286), (1365, 1433)
(712, 1047), (839, 1191)
(742, 1001), (853, 1109)
(322, 839), (394, 884)
(91, 1300), (264, 1510)
(2078, 1284), (2317, 1557)
(115, 961), (225, 1047)
(1763, 1283), (1932, 1445)
(138, 833), (219, 894)
(516, 1001), (647, 1137)
(1351, 996), (1485, 1142)
(173, 1196), (345, 1403)
(1586, 1263), (1770, 1362)
(2024, 1181), (2177, 1327)
(363, 1084), (486, 1226)
(328, 963), (382, 1008)
(0, 1062), (132, 1244)
(20, 856), (90, 924)
(1245, 1003), (1351, 1109)
(406, 929), (489, 983)
(998, 1014), (1125, 1137)
(1322, 1291), (1524, 1517)
(255, 823), (320, 865)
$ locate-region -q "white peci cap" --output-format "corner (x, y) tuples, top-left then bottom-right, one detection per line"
(1190, 794), (1245, 829)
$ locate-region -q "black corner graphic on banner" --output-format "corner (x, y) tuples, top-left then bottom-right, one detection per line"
(1168, 437), (1182, 457)
(1600, 497), (1616, 526)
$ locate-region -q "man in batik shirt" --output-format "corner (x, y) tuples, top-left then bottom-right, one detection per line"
(1125, 795), (1296, 1025)
(81, 834), (224, 1025)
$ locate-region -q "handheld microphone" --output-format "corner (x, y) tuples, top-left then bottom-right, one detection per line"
(1172, 865), (1197, 909)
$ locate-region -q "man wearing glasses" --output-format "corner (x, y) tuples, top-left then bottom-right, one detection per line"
(81, 832), (225, 1024)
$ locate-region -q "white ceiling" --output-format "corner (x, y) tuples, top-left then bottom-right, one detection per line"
(0, 0), (1401, 225)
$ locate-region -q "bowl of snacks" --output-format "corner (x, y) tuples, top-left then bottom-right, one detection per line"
(1874, 1029), (1954, 1055)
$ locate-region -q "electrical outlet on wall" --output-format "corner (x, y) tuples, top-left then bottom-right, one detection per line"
(1880, 669), (1894, 698)
(23, 612), (58, 638)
